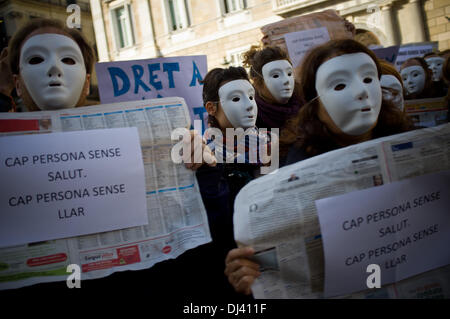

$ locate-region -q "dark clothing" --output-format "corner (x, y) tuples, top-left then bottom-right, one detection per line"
(285, 145), (311, 165)
(0, 92), (13, 112)
(255, 93), (301, 130)
(255, 93), (303, 167)
(431, 80), (448, 98)
(5, 163), (254, 301)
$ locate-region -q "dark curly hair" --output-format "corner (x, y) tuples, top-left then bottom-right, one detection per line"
(281, 39), (414, 157)
(201, 66), (249, 128)
(242, 45), (300, 102)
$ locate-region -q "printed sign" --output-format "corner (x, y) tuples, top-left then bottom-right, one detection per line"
(316, 171), (450, 297)
(284, 27), (330, 68)
(395, 42), (438, 70)
(372, 46), (400, 64)
(96, 56), (207, 131)
(0, 128), (148, 248)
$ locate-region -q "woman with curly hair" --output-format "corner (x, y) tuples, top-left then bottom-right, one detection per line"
(242, 45), (304, 165)
(224, 39), (414, 295)
(281, 39), (414, 162)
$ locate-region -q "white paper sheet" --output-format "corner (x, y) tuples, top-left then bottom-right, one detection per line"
(0, 128), (147, 248)
(316, 171), (450, 297)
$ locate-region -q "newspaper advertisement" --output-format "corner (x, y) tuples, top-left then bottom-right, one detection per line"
(405, 97), (448, 128)
(0, 97), (211, 290)
(233, 124), (450, 299)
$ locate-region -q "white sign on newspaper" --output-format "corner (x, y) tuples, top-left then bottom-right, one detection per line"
(316, 171), (450, 297)
(0, 127), (148, 248)
(284, 27), (330, 68)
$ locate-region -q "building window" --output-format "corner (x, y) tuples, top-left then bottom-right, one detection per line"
(166, 0), (191, 31)
(112, 4), (134, 49)
(223, 0), (247, 14)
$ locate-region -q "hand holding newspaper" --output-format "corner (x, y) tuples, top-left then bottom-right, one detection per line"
(0, 97), (211, 290)
(233, 123), (450, 299)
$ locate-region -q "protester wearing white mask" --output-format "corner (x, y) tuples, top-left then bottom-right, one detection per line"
(189, 66), (271, 299)
(401, 66), (426, 95)
(225, 41), (415, 296)
(217, 79), (257, 129)
(18, 34), (87, 110)
(243, 46), (303, 166)
(424, 54), (445, 82)
(8, 18), (93, 111)
(400, 57), (433, 100)
(314, 52), (382, 136)
(380, 75), (404, 112)
(378, 60), (405, 112)
(261, 60), (295, 104)
(423, 52), (448, 98)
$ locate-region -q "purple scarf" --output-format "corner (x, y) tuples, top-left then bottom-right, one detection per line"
(255, 93), (302, 129)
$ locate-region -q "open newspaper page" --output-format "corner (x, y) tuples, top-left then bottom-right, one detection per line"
(404, 97), (448, 128)
(0, 97), (211, 290)
(234, 124), (450, 299)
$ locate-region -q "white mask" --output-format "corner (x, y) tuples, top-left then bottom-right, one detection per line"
(19, 33), (87, 110)
(218, 80), (257, 129)
(262, 60), (295, 104)
(315, 53), (382, 136)
(380, 75), (404, 112)
(425, 56), (444, 81)
(400, 65), (426, 95)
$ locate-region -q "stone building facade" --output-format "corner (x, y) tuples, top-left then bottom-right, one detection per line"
(0, 0), (95, 51)
(0, 0), (99, 99)
(91, 0), (450, 69)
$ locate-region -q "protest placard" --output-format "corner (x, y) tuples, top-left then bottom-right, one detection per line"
(0, 97), (211, 290)
(234, 123), (450, 299)
(0, 128), (147, 248)
(260, 9), (353, 53)
(394, 42), (438, 70)
(316, 171), (450, 297)
(284, 27), (330, 68)
(372, 45), (400, 64)
(96, 56), (208, 131)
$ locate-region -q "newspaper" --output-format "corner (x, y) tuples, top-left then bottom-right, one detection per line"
(405, 97), (448, 128)
(234, 124), (450, 299)
(0, 97), (211, 290)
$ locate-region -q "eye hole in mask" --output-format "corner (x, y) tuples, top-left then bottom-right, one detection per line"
(62, 57), (76, 65)
(334, 84), (346, 91)
(29, 56), (44, 65)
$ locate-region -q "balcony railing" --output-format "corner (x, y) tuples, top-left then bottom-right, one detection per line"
(272, 0), (327, 14)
